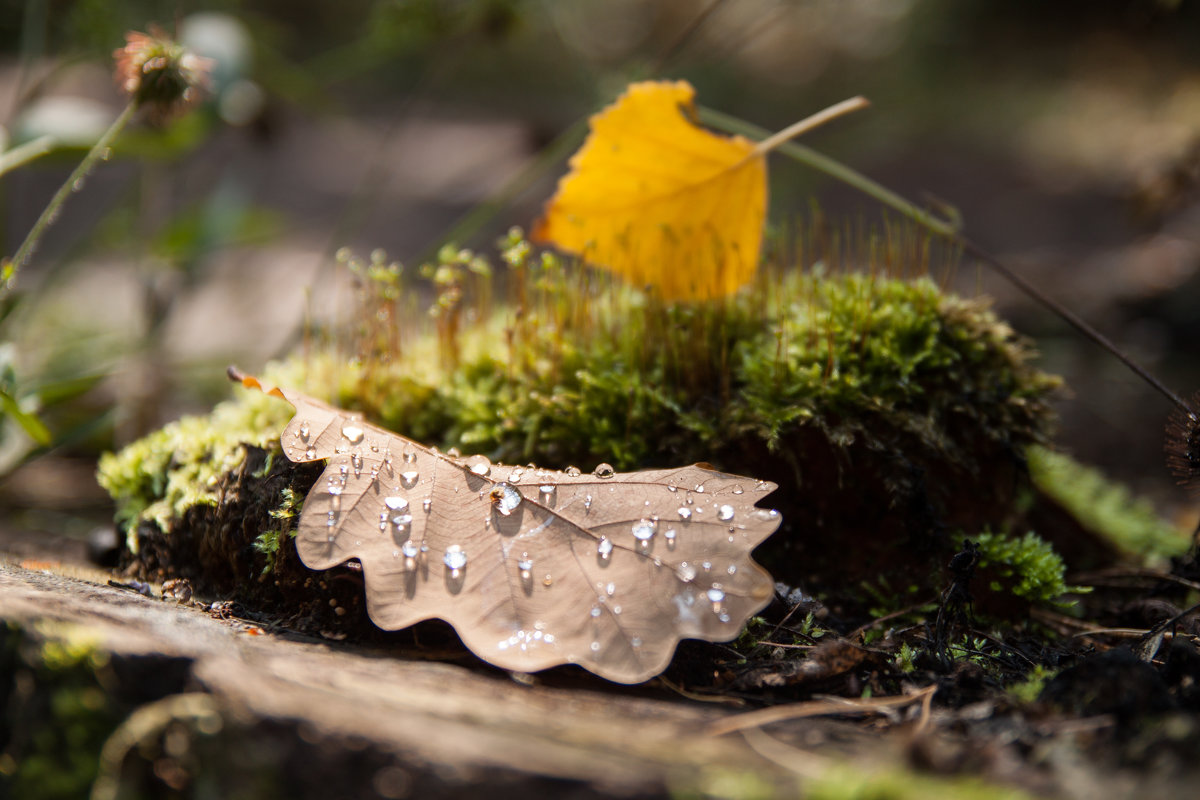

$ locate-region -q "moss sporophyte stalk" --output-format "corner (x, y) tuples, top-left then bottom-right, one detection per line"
(95, 227), (1155, 619)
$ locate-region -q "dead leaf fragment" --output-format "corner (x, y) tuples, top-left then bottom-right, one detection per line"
(236, 372), (783, 683)
(532, 80), (767, 301)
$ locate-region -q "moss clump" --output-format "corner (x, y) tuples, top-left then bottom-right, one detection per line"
(974, 530), (1086, 608)
(1027, 445), (1190, 563)
(99, 234), (1062, 613)
(97, 366), (294, 553)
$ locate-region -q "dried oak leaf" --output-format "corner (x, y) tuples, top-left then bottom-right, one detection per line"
(532, 80), (767, 302)
(236, 372), (782, 683)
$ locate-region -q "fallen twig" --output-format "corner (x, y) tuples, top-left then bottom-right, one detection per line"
(708, 684), (937, 737)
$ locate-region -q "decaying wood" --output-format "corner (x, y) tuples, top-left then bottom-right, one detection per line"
(0, 560), (871, 795)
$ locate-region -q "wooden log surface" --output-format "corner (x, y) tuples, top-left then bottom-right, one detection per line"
(0, 555), (890, 796)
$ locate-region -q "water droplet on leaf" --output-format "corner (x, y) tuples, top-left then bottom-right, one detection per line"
(443, 545), (467, 572)
(341, 423), (365, 444)
(631, 518), (656, 542)
(490, 483), (522, 516)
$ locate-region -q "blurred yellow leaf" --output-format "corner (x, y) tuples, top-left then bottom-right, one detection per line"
(532, 80), (767, 301)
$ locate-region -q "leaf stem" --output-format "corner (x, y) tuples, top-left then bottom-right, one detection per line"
(3, 101), (137, 297)
(700, 105), (958, 238)
(750, 96), (871, 158)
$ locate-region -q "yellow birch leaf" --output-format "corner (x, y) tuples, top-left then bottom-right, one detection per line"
(532, 80), (767, 301)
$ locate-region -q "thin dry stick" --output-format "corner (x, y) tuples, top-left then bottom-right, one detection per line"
(913, 684), (936, 738)
(1068, 628), (1189, 640)
(1070, 568), (1200, 594)
(847, 599), (935, 641)
(708, 684), (938, 737)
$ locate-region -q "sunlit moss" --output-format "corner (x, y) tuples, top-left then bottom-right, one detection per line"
(99, 234), (1060, 596)
(252, 486), (304, 573)
(1027, 445), (1190, 562)
(975, 530), (1086, 607)
(96, 365), (295, 552)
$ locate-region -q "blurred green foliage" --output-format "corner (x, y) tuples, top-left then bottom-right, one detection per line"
(0, 623), (124, 800)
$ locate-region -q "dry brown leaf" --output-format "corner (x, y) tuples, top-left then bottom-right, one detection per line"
(235, 372), (782, 684)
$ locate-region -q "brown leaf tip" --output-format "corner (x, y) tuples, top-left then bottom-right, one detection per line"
(226, 366), (285, 400)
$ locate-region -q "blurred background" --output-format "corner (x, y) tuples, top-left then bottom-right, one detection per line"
(1, 0), (1198, 545)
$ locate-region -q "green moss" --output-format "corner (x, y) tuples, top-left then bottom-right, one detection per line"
(806, 764), (1035, 800)
(893, 642), (919, 674)
(1027, 445), (1190, 562)
(98, 235), (1061, 602)
(676, 767), (779, 800)
(1006, 664), (1059, 706)
(974, 530), (1086, 607)
(327, 268), (1057, 484)
(253, 486), (305, 571)
(96, 366), (294, 552)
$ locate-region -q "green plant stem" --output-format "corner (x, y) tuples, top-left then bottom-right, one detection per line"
(0, 388), (51, 445)
(0, 134), (56, 178)
(3, 101), (137, 295)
